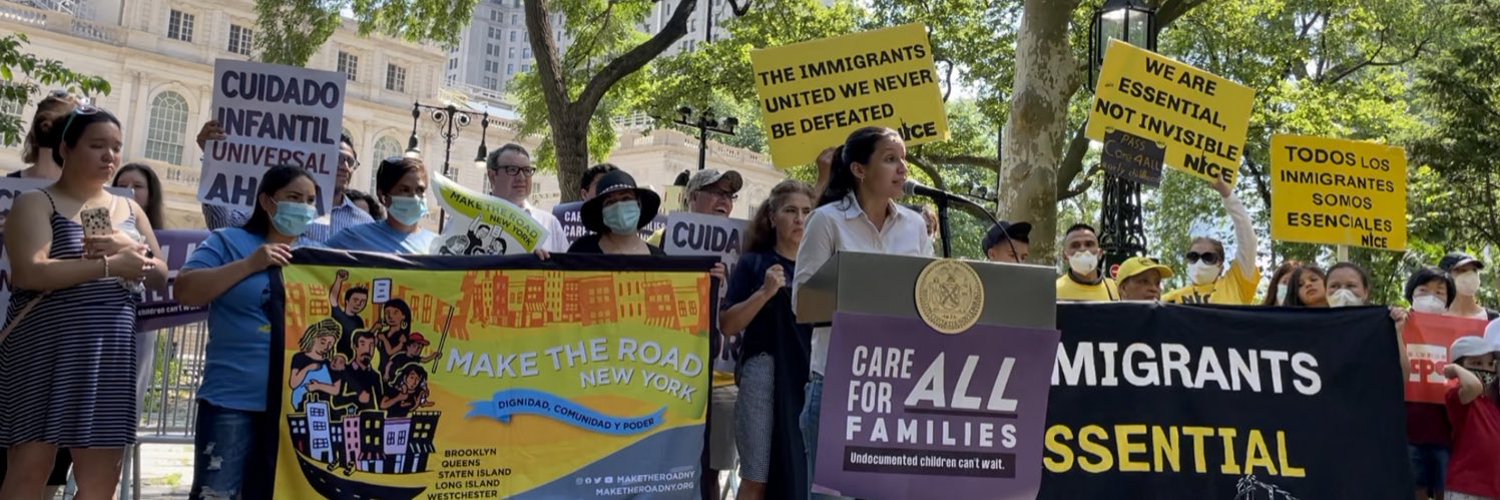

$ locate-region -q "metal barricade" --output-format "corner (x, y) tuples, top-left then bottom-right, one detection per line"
(122, 321), (210, 500)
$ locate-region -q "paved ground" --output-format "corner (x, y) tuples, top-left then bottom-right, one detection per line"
(126, 443), (193, 499)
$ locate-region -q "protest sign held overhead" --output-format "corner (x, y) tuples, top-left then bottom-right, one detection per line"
(1270, 135), (1408, 251)
(200, 59), (346, 214)
(1087, 40), (1255, 186)
(1101, 130), (1165, 187)
(1401, 312), (1484, 404)
(751, 23), (948, 168)
(429, 171), (546, 256)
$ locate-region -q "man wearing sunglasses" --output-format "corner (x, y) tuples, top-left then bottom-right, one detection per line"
(485, 143), (569, 253)
(1056, 223), (1118, 301)
(1161, 181), (1261, 305)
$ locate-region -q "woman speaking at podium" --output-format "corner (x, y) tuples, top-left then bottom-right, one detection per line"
(792, 127), (933, 497)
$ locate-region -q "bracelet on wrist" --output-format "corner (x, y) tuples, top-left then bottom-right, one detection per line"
(101, 256), (110, 278)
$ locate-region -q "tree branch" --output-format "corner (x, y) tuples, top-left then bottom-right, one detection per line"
(1059, 164), (1101, 200)
(1054, 121), (1090, 197)
(525, 0), (571, 117)
(575, 0), (696, 113)
(1156, 0), (1212, 29)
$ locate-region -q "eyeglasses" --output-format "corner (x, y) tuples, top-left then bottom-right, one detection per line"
(698, 189), (738, 201)
(1184, 251), (1221, 265)
(340, 153), (360, 169)
(489, 165), (536, 177)
(59, 104), (100, 138)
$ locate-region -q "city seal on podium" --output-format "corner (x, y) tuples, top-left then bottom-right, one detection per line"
(914, 259), (984, 334)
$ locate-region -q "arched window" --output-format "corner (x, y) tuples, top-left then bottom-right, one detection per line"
(144, 91), (189, 165)
(371, 136), (403, 191)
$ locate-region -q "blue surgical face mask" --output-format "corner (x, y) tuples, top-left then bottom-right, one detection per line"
(272, 201), (317, 237)
(602, 200), (641, 235)
(387, 195), (429, 226)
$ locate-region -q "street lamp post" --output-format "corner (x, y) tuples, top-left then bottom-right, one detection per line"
(1089, 0), (1157, 270)
(406, 101), (490, 232)
(674, 106), (738, 170)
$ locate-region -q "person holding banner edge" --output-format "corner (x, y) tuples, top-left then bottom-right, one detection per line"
(794, 127), (932, 498)
(174, 165), (324, 499)
(326, 157), (437, 254)
(1162, 180), (1261, 305)
(1406, 266), (1460, 500)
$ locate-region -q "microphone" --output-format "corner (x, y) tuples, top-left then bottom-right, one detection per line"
(902, 180), (1001, 226)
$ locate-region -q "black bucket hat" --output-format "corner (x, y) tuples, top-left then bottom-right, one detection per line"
(581, 170), (661, 234)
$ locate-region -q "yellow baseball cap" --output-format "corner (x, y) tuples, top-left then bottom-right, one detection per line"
(1115, 256), (1174, 282)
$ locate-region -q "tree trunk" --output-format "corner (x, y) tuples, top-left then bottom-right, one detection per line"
(998, 0), (1081, 263)
(553, 113), (589, 203)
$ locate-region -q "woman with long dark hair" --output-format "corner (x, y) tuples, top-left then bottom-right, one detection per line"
(1261, 260), (1302, 306)
(112, 163), (165, 229)
(175, 165), (321, 498)
(793, 127), (932, 496)
(9, 91), (77, 181)
(722, 180), (815, 500)
(1283, 266), (1329, 307)
(0, 105), (168, 499)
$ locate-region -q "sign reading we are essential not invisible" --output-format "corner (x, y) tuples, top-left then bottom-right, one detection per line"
(1271, 135), (1408, 250)
(751, 23), (948, 168)
(1088, 40), (1255, 186)
(200, 59), (346, 214)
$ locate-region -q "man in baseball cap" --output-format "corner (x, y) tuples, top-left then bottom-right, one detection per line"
(647, 168), (744, 247)
(983, 221), (1032, 263)
(1440, 251), (1494, 320)
(1115, 256), (1175, 301)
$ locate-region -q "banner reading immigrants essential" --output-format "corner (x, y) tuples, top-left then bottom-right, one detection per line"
(429, 171), (546, 256)
(200, 59), (347, 214)
(1042, 303), (1411, 499)
(268, 250), (716, 499)
(1401, 312), (1485, 404)
(814, 312), (1060, 499)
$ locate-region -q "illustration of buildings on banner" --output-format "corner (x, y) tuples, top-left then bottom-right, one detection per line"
(287, 402), (442, 476)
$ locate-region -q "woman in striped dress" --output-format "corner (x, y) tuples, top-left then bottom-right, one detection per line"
(0, 106), (168, 499)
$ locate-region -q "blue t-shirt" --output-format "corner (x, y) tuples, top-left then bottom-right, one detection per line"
(326, 221), (437, 254)
(183, 227), (292, 411)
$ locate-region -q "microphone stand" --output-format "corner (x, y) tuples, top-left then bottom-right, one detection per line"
(934, 194), (1001, 259)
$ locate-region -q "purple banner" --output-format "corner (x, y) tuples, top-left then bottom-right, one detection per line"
(135, 229), (210, 331)
(816, 312), (1060, 500)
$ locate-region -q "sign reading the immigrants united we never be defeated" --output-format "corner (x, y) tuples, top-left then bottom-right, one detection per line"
(750, 23), (949, 168)
(1088, 40), (1255, 186)
(268, 251), (716, 499)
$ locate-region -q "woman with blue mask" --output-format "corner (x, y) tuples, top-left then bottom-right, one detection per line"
(327, 157), (436, 254)
(173, 165), (320, 499)
(567, 170), (663, 255)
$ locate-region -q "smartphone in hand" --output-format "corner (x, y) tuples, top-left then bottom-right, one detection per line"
(81, 207), (112, 238)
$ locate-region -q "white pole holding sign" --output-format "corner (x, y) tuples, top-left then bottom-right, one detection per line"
(200, 59), (347, 214)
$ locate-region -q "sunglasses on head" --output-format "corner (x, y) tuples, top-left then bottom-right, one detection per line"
(59, 104), (101, 138)
(1184, 251), (1221, 265)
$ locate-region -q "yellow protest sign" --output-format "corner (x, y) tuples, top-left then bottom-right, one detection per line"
(1271, 135), (1407, 250)
(751, 23), (948, 168)
(1087, 40), (1255, 185)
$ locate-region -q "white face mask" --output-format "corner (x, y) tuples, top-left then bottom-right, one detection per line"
(1068, 251), (1099, 275)
(1188, 262), (1221, 286)
(1455, 271), (1482, 296)
(1412, 294), (1448, 314)
(1275, 284), (1289, 305)
(1328, 288), (1363, 308)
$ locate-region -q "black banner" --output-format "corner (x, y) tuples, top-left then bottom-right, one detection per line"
(1041, 303), (1411, 500)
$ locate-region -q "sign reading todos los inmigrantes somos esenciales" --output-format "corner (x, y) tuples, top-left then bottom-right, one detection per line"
(751, 23), (949, 168)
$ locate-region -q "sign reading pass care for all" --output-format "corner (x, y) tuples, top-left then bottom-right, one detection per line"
(1270, 135), (1407, 250)
(1088, 40), (1255, 186)
(751, 23), (948, 168)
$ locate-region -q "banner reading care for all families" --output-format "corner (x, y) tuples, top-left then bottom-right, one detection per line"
(751, 23), (948, 167)
(1041, 303), (1410, 499)
(814, 312), (1060, 499)
(430, 171), (546, 255)
(201, 59), (346, 213)
(267, 250), (716, 499)
(1401, 312), (1485, 404)
(1087, 40), (1255, 186)
(1270, 135), (1409, 251)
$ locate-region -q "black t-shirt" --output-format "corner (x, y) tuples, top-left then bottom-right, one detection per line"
(567, 233), (665, 256)
(330, 306), (364, 358)
(725, 251), (811, 363)
(291, 352), (319, 372)
(333, 363), (382, 412)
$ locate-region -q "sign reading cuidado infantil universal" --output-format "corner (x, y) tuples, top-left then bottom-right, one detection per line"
(750, 23), (948, 168)
(814, 312), (1061, 499)
(429, 171), (546, 256)
(267, 250), (717, 499)
(1087, 40), (1254, 186)
(1041, 303), (1411, 499)
(200, 59), (345, 214)
(1270, 135), (1408, 251)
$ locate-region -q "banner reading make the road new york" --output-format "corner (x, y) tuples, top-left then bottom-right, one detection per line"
(201, 59), (346, 214)
(269, 250), (714, 499)
(1270, 135), (1408, 251)
(1087, 40), (1255, 186)
(429, 171), (545, 256)
(751, 23), (948, 168)
(815, 312), (1060, 499)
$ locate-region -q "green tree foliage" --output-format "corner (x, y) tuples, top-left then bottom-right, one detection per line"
(254, 0), (481, 66)
(0, 34), (110, 147)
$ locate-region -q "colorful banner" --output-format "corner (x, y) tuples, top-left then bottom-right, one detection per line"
(201, 59), (346, 213)
(269, 250), (716, 499)
(135, 229), (210, 331)
(1087, 40), (1255, 186)
(751, 23), (949, 168)
(1402, 312), (1485, 404)
(814, 312), (1060, 499)
(1042, 303), (1410, 499)
(1270, 135), (1408, 251)
(430, 171), (546, 255)
(552, 201), (667, 246)
(660, 212), (750, 383)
